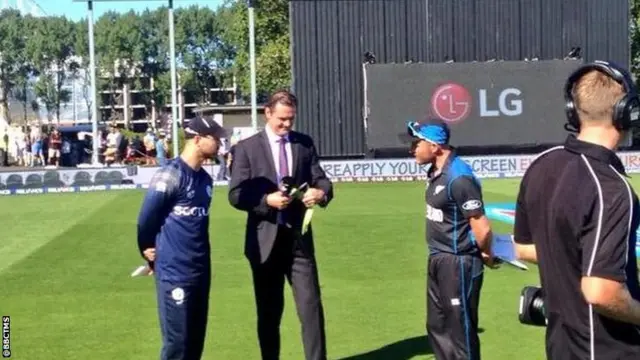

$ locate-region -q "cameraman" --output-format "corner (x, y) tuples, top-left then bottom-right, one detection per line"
(513, 60), (640, 359)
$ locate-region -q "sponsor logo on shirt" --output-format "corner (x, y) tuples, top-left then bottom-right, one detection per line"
(172, 206), (209, 217)
(462, 199), (483, 211)
(426, 204), (444, 222)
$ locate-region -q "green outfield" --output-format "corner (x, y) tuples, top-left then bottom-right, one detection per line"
(3, 177), (637, 359)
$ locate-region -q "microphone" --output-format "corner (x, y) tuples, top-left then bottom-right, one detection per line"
(279, 176), (308, 199)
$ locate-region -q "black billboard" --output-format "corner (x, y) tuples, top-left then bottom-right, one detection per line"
(364, 59), (584, 149)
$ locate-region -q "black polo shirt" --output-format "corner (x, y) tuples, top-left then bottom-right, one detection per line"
(426, 152), (485, 256)
(514, 134), (640, 360)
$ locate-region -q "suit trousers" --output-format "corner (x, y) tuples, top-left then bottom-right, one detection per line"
(427, 253), (484, 360)
(250, 226), (327, 360)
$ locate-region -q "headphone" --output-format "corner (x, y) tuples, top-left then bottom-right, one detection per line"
(564, 60), (640, 132)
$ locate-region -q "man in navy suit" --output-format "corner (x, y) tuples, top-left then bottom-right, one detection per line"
(228, 90), (334, 360)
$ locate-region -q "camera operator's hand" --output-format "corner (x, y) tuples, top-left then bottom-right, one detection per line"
(267, 191), (291, 210)
(302, 188), (325, 208)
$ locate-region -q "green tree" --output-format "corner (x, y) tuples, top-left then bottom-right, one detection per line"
(95, 10), (144, 120)
(137, 7), (170, 120)
(28, 15), (77, 122)
(12, 63), (37, 123)
(175, 5), (224, 103)
(73, 18), (103, 121)
(0, 9), (28, 124)
(11, 15), (39, 124)
(217, 0), (291, 100)
(33, 74), (66, 122)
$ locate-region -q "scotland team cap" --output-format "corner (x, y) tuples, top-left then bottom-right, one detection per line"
(185, 116), (228, 139)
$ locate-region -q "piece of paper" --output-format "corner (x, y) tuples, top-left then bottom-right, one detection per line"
(301, 208), (314, 235)
(491, 234), (528, 270)
(131, 264), (153, 277)
(492, 234), (517, 261)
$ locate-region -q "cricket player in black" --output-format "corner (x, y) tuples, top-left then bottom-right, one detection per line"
(513, 61), (640, 359)
(137, 116), (227, 360)
(406, 120), (495, 360)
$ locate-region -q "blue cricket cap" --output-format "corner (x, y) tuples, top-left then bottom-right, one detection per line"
(406, 120), (450, 145)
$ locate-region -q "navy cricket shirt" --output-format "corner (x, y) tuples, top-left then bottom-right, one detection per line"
(425, 152), (485, 256)
(137, 157), (214, 283)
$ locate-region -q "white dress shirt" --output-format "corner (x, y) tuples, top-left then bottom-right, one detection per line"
(264, 126), (293, 178)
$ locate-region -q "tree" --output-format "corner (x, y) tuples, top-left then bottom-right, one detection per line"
(12, 62), (36, 123)
(33, 74), (65, 122)
(175, 6), (223, 104)
(0, 3), (294, 126)
(137, 7), (169, 121)
(11, 14), (38, 124)
(95, 10), (144, 121)
(0, 9), (28, 124)
(73, 19), (97, 121)
(28, 15), (77, 122)
(217, 0), (291, 101)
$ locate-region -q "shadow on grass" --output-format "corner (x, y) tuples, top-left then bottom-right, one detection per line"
(335, 335), (431, 360)
(336, 329), (484, 360)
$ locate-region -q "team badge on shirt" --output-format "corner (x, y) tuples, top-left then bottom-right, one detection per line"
(206, 185), (212, 198)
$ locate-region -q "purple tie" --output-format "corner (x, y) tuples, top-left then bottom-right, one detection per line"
(278, 137), (289, 178)
(278, 137), (289, 225)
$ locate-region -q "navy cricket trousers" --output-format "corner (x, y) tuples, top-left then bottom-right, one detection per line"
(156, 277), (211, 360)
(427, 253), (484, 360)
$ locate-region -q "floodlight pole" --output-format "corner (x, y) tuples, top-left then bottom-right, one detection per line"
(168, 0), (179, 157)
(248, 0), (258, 131)
(87, 0), (100, 165)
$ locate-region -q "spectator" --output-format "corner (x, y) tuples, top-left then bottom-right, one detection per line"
(23, 134), (31, 167)
(104, 125), (123, 165)
(31, 133), (44, 167)
(143, 128), (157, 166)
(155, 133), (167, 166)
(48, 128), (62, 166)
(16, 133), (27, 167)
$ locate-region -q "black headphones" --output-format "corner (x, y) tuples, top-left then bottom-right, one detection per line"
(564, 60), (640, 132)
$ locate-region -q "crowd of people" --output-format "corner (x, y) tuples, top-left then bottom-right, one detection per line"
(2, 125), (66, 167)
(0, 122), (237, 176)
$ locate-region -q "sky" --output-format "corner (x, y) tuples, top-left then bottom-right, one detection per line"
(37, 0), (224, 21)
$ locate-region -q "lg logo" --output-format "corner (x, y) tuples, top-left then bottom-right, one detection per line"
(430, 83), (523, 122)
(431, 83), (472, 122)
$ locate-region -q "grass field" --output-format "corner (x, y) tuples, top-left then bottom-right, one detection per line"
(4, 177), (636, 359)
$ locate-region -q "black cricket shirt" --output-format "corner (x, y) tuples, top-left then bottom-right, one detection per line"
(425, 152), (485, 256)
(514, 134), (640, 360)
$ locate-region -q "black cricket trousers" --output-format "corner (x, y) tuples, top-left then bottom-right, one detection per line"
(427, 252), (484, 360)
(156, 276), (211, 360)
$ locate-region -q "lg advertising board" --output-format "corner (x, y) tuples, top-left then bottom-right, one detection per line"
(364, 59), (583, 149)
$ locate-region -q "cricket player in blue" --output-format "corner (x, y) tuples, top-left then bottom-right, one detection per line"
(137, 116), (226, 360)
(405, 119), (496, 360)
